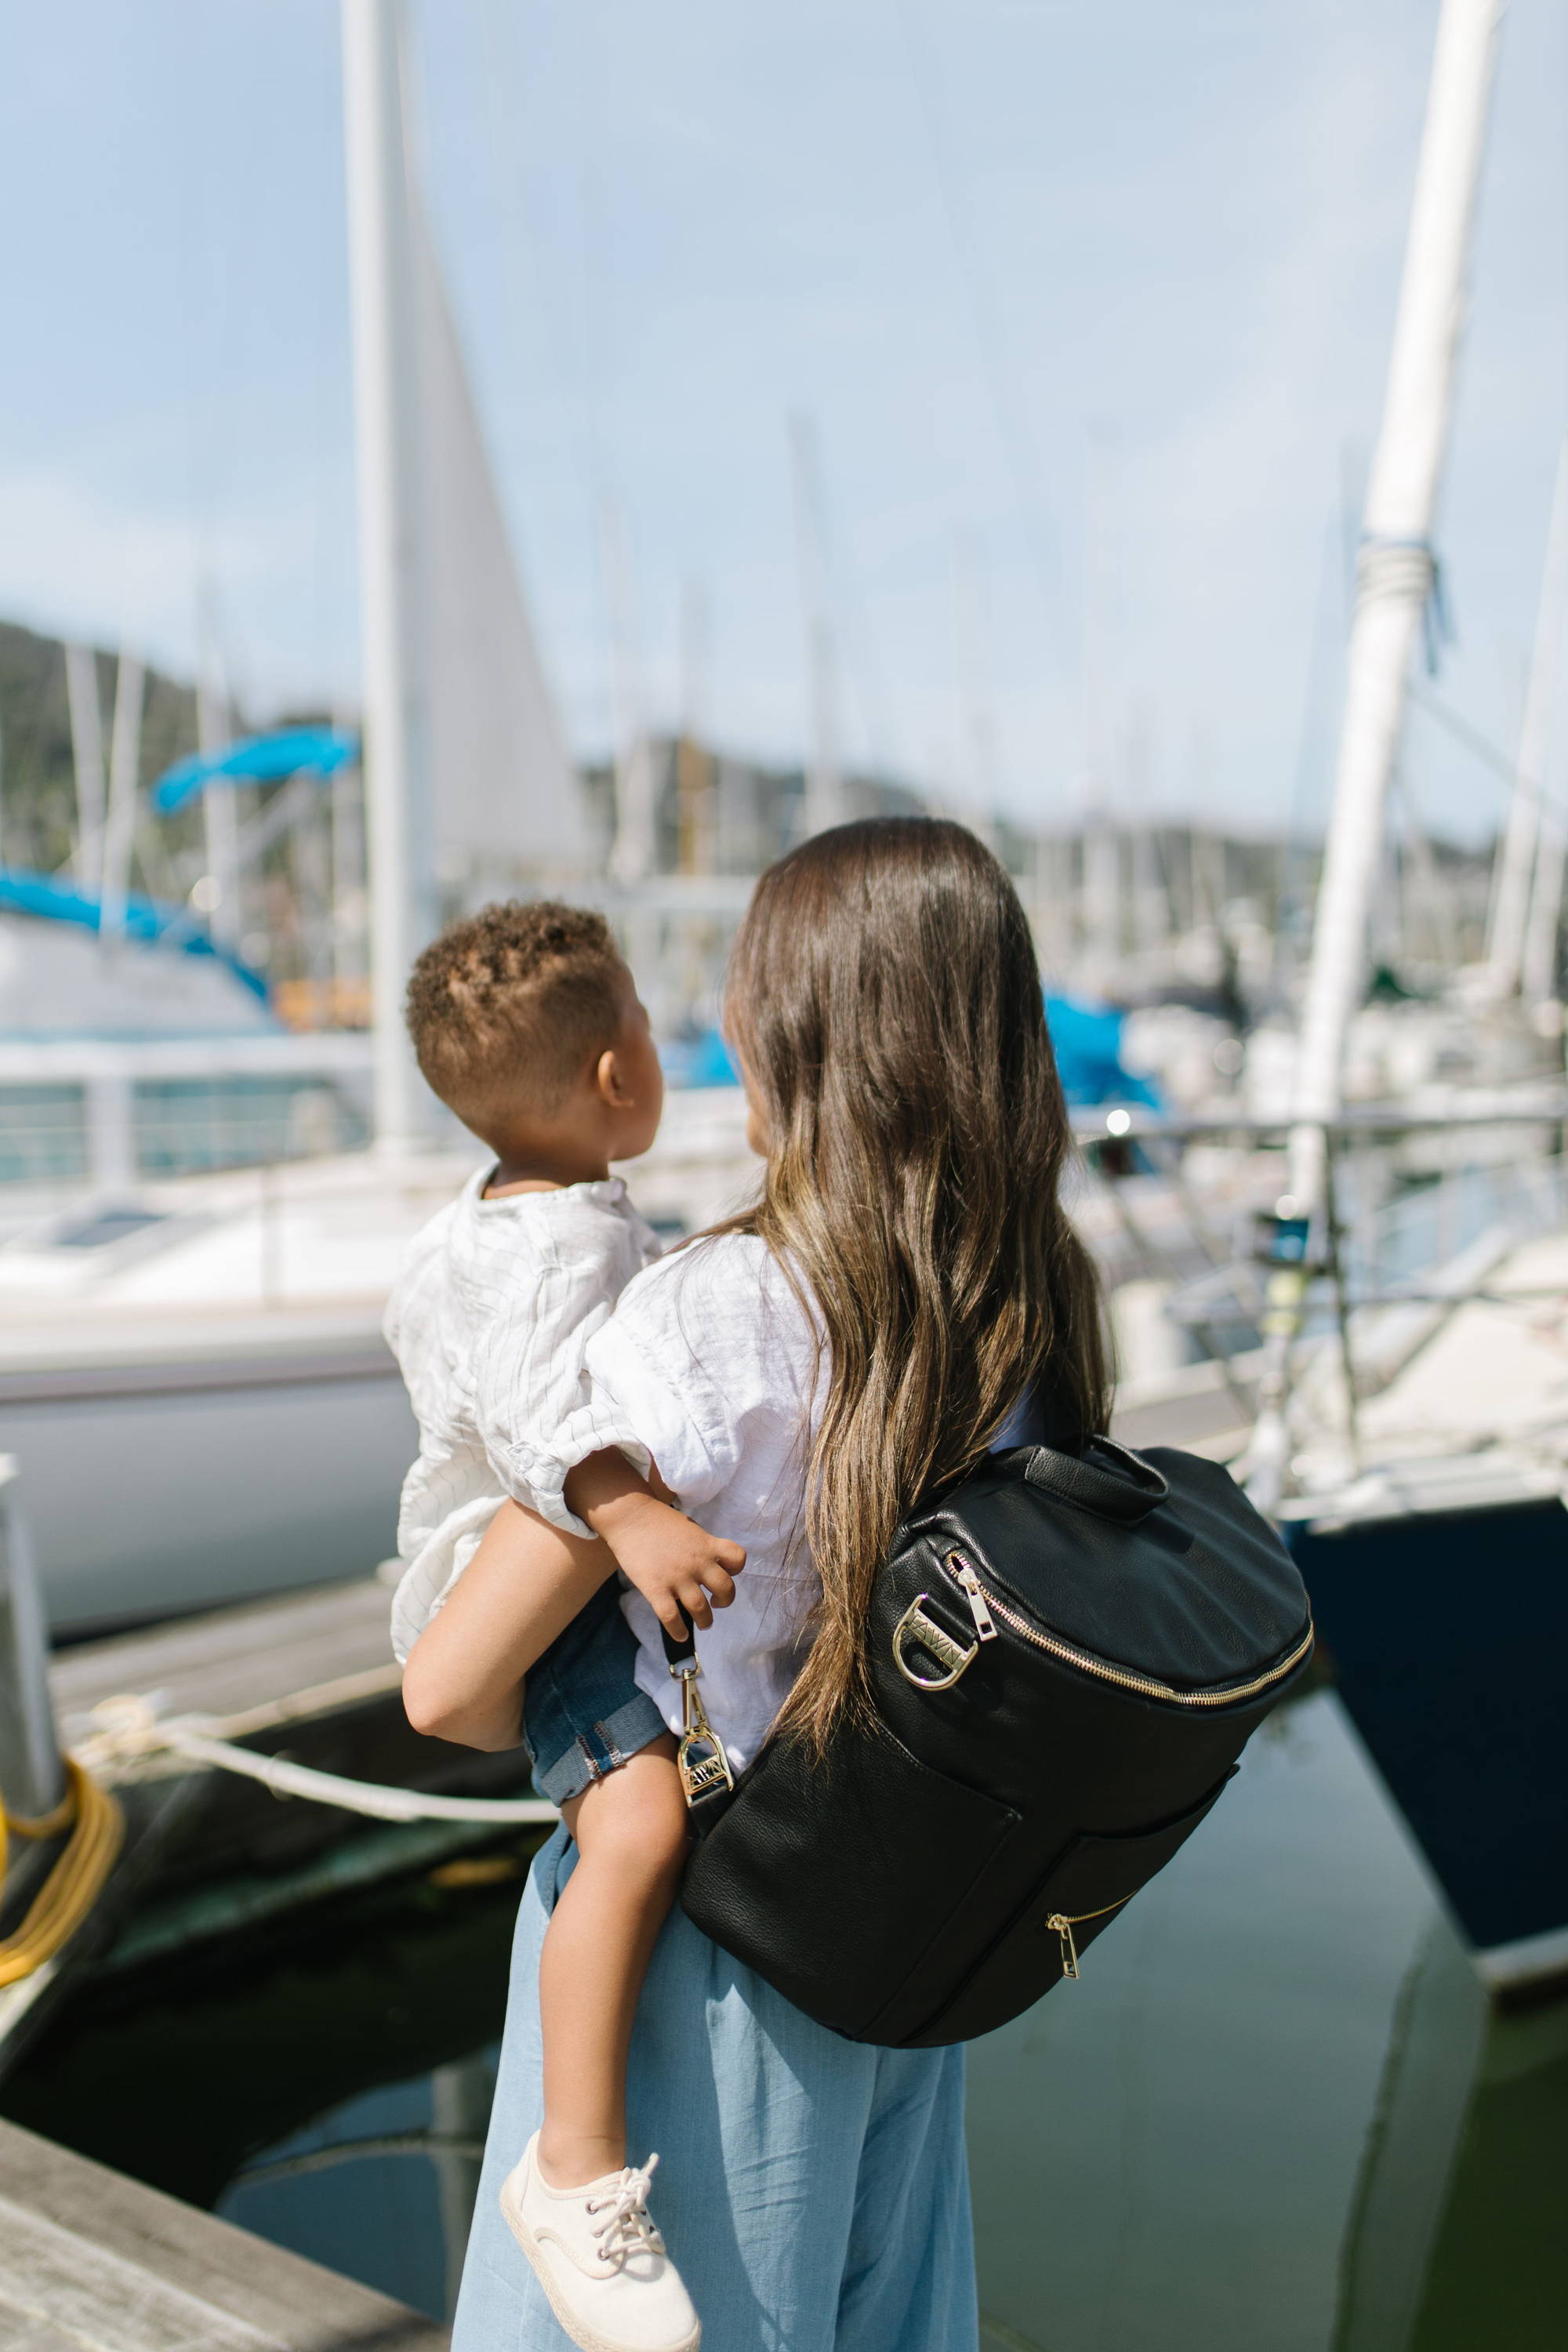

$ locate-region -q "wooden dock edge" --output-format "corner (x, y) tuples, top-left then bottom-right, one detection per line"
(0, 2116), (449, 2351)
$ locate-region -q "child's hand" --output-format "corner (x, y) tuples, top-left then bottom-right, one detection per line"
(563, 1448), (746, 1636)
(597, 1490), (746, 1637)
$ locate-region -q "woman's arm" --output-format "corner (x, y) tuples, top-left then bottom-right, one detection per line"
(401, 1502), (615, 1750)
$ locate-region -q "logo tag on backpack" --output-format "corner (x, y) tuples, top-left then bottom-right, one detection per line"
(891, 1596), (978, 1691)
(671, 1657), (735, 1805)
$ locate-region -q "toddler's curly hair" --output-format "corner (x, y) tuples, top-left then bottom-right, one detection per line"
(405, 901), (628, 1137)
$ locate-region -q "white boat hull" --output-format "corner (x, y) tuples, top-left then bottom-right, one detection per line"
(0, 1338), (415, 1636)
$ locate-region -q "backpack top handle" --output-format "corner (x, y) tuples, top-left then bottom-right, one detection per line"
(1022, 1438), (1170, 1525)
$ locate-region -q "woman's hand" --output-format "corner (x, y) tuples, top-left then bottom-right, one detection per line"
(402, 1502), (615, 1750)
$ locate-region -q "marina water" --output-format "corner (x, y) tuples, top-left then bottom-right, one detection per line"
(2, 1685), (1561, 2349)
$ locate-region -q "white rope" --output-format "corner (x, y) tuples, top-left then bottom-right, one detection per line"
(76, 1697), (557, 1826)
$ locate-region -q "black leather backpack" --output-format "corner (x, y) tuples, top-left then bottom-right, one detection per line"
(668, 1437), (1313, 2048)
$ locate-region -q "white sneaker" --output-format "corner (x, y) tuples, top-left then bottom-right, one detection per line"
(499, 2133), (700, 2352)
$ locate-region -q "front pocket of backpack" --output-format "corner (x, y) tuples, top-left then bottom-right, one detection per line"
(1026, 1777), (1234, 1979)
(681, 1726), (1022, 2042)
(906, 1769), (1237, 2044)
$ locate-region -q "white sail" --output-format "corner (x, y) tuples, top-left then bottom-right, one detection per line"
(409, 183), (587, 894)
(342, 0), (585, 1149)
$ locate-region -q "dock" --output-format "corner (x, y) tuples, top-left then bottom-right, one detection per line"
(2, 1572), (545, 2080)
(0, 2114), (448, 2350)
(49, 1571), (406, 1745)
(49, 1570), (539, 1883)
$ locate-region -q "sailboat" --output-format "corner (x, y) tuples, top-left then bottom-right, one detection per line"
(1178, 0), (1568, 2000)
(0, 0), (753, 1636)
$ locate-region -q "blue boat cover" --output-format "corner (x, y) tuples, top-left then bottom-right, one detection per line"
(660, 996), (1158, 1106)
(0, 868), (270, 1001)
(1043, 995), (1160, 1109)
(152, 727), (359, 814)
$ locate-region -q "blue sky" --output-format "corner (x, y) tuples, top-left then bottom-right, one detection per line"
(0, 0), (1563, 843)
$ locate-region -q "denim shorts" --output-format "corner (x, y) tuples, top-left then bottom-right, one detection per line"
(521, 1577), (668, 1805)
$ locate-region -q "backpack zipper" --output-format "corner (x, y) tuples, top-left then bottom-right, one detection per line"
(949, 1559), (997, 1642)
(1046, 1896), (1131, 1979)
(944, 1551), (1313, 1709)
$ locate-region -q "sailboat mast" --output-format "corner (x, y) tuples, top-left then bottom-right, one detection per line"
(790, 412), (844, 838)
(196, 588), (242, 953)
(953, 528), (999, 851)
(1521, 726), (1568, 1007)
(1486, 434), (1568, 998)
(1287, 0), (1504, 1210)
(1246, 0), (1504, 1512)
(100, 648), (144, 946)
(603, 497), (657, 887)
(64, 644), (107, 898)
(341, 0), (436, 1150)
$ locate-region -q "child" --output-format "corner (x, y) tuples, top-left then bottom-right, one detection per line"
(386, 900), (742, 2352)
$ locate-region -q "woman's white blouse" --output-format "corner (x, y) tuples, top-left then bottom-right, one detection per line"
(539, 1233), (822, 1772)
(542, 1232), (1046, 1774)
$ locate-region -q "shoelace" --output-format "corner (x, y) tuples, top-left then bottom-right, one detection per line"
(589, 2155), (666, 2265)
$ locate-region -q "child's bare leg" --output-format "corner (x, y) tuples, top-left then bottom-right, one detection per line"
(536, 1735), (688, 2187)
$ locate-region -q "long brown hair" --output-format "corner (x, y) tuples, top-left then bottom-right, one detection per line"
(721, 816), (1108, 1750)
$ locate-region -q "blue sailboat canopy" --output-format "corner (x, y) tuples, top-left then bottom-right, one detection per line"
(662, 995), (1160, 1109)
(1042, 995), (1160, 1109)
(659, 1029), (742, 1090)
(152, 727), (359, 814)
(0, 869), (270, 1000)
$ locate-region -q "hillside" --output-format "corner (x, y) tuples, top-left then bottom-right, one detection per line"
(0, 619), (201, 877)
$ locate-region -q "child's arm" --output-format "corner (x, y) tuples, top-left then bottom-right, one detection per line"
(564, 1449), (746, 1640)
(403, 1504), (615, 1750)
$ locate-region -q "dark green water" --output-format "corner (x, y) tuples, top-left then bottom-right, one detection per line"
(4, 1690), (1564, 2347)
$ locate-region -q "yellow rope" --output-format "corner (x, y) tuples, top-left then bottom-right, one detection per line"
(0, 1759), (125, 1987)
(4, 1785), (76, 1841)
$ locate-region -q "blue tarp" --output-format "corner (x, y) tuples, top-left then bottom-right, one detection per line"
(659, 1029), (741, 1089)
(661, 996), (1160, 1108)
(1043, 994), (1160, 1109)
(152, 727), (359, 814)
(0, 869), (270, 1001)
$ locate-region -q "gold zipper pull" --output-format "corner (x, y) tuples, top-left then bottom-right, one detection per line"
(1047, 1913), (1080, 1979)
(950, 1559), (997, 1642)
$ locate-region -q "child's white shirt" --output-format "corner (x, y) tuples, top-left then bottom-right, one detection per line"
(383, 1168), (661, 1664)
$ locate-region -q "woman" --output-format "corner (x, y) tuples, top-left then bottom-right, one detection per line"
(407, 818), (1107, 2349)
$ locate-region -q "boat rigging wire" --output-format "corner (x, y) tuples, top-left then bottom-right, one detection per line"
(1409, 681), (1522, 788)
(895, 0), (1066, 655)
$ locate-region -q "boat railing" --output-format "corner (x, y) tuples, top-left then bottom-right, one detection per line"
(1071, 1094), (1568, 1419)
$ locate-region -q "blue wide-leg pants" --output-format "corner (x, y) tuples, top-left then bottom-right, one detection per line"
(452, 1826), (978, 2352)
